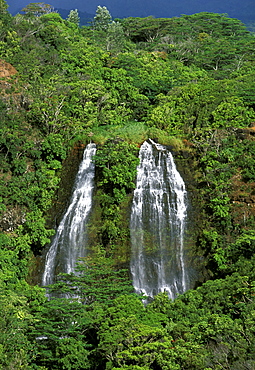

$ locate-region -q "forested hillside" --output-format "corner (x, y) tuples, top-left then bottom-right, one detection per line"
(1, 1), (255, 369)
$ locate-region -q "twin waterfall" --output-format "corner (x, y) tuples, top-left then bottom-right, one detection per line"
(42, 140), (190, 299)
(130, 140), (189, 300)
(42, 143), (97, 287)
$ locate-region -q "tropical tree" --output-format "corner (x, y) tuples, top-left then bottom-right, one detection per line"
(48, 255), (134, 304)
(106, 21), (126, 51)
(21, 2), (55, 17)
(93, 5), (112, 31)
(67, 9), (80, 27)
(0, 0), (8, 13)
(0, 0), (15, 56)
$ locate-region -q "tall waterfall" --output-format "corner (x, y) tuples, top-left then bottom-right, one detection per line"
(130, 139), (189, 300)
(42, 143), (96, 287)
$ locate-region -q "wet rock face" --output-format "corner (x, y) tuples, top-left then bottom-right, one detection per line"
(42, 143), (97, 288)
(33, 142), (87, 285)
(46, 142), (86, 228)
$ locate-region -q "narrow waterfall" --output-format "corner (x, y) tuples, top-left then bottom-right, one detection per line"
(130, 139), (189, 300)
(42, 143), (96, 287)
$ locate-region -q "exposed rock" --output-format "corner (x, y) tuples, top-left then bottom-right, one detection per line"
(0, 59), (18, 89)
(0, 59), (33, 110)
(0, 59), (18, 78)
(236, 123), (255, 139)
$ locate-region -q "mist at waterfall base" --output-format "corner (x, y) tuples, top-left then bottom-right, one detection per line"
(130, 139), (192, 301)
(42, 143), (96, 288)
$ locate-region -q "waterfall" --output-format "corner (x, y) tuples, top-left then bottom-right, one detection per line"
(42, 143), (96, 287)
(130, 139), (189, 300)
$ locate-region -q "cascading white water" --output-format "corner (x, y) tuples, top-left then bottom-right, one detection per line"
(42, 143), (96, 287)
(130, 139), (189, 300)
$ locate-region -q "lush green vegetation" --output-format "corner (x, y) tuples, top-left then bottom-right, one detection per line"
(1, 1), (255, 368)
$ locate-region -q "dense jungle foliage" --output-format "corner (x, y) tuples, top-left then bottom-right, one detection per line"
(1, 1), (255, 368)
